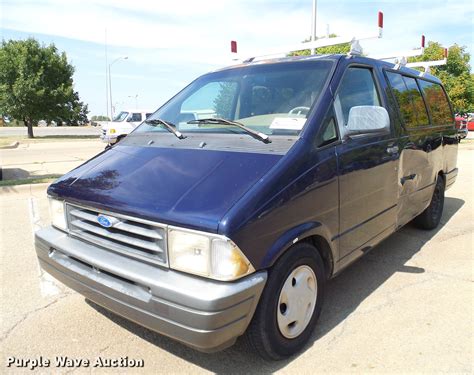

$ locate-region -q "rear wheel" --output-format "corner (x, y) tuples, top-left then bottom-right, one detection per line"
(245, 242), (325, 360)
(413, 175), (445, 230)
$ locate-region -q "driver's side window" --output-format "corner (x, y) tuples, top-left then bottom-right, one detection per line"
(334, 67), (381, 127)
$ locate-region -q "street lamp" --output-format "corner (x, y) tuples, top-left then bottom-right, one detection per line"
(108, 56), (128, 119)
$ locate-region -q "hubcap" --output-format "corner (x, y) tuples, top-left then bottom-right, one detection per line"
(277, 265), (317, 339)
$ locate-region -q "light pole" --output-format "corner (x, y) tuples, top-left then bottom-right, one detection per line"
(311, 0), (317, 54)
(108, 56), (128, 119)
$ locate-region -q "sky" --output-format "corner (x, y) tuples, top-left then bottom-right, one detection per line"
(1, 0), (473, 117)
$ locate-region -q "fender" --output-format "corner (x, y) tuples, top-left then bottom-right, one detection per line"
(260, 221), (336, 269)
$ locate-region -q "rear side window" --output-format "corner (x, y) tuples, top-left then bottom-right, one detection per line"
(418, 80), (453, 126)
(386, 72), (429, 128)
(334, 67), (381, 126)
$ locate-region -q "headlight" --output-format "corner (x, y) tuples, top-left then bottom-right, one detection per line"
(109, 128), (116, 134)
(168, 228), (255, 281)
(48, 197), (67, 231)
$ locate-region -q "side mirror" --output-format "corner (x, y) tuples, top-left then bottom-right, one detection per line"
(345, 106), (390, 137)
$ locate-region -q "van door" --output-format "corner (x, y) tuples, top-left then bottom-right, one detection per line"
(334, 66), (398, 262)
(384, 72), (434, 227)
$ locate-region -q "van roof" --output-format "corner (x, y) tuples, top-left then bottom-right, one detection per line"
(217, 54), (441, 83)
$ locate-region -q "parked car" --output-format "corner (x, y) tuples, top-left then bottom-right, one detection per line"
(36, 54), (458, 360)
(100, 109), (153, 144)
(466, 113), (474, 131)
(455, 114), (468, 140)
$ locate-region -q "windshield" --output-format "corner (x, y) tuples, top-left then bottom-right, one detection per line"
(113, 111), (129, 122)
(134, 60), (333, 138)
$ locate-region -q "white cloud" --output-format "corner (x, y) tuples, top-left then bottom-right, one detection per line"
(4, 0), (472, 64)
(3, 0), (472, 115)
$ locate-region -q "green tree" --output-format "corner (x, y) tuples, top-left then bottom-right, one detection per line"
(213, 82), (237, 118)
(409, 42), (473, 113)
(91, 115), (111, 121)
(289, 34), (351, 57)
(0, 38), (89, 137)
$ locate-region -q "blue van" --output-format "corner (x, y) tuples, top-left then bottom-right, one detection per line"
(35, 54), (458, 360)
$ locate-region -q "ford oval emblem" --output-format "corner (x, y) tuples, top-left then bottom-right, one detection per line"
(97, 214), (112, 228)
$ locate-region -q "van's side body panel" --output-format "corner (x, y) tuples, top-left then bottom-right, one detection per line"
(381, 66), (458, 228)
(332, 58), (399, 262)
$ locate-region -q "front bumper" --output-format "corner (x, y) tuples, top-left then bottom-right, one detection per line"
(100, 134), (118, 144)
(35, 226), (267, 352)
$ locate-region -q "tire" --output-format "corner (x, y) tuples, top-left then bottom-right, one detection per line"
(413, 175), (445, 230)
(245, 242), (325, 361)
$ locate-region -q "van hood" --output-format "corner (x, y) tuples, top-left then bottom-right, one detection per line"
(48, 145), (282, 232)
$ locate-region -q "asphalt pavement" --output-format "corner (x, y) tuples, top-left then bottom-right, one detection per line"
(0, 141), (472, 374)
(0, 139), (104, 180)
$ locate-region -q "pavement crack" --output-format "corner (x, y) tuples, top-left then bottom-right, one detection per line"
(0, 293), (72, 343)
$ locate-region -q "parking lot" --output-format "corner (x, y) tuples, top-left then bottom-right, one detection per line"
(0, 139), (473, 373)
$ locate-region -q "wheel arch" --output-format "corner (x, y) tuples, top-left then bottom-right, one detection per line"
(261, 222), (336, 280)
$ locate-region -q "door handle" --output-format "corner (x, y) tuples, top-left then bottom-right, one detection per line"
(386, 145), (399, 154)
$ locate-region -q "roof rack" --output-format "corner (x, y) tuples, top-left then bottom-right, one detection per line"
(368, 35), (426, 61)
(230, 11), (384, 62)
(229, 12), (448, 77)
(386, 47), (448, 76)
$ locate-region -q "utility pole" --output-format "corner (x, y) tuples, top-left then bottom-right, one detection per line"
(105, 28), (109, 120)
(311, 0), (317, 54)
(108, 56), (128, 119)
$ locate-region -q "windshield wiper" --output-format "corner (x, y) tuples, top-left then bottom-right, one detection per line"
(144, 118), (186, 140)
(187, 117), (271, 144)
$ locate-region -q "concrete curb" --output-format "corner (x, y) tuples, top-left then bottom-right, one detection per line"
(0, 141), (20, 149)
(0, 182), (50, 196)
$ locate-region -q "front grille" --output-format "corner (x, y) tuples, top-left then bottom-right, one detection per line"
(66, 204), (167, 266)
(102, 129), (106, 136)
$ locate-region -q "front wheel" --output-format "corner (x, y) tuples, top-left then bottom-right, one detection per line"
(413, 175), (445, 230)
(245, 242), (325, 360)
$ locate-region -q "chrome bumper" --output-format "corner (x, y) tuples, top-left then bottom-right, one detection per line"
(35, 226), (267, 352)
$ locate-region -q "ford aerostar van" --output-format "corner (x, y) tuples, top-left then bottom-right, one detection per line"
(35, 54), (458, 360)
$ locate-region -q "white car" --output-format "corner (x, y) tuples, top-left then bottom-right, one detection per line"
(100, 109), (153, 144)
